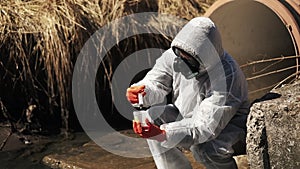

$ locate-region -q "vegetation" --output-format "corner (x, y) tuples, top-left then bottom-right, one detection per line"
(0, 0), (216, 135)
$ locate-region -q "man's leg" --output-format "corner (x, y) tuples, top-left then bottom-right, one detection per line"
(190, 114), (247, 169)
(147, 104), (192, 169)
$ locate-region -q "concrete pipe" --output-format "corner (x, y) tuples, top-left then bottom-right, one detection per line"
(204, 0), (300, 101)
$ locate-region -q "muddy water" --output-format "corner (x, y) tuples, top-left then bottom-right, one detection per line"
(0, 128), (90, 169)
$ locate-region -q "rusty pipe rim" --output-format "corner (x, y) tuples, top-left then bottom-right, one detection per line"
(205, 0), (300, 56)
(204, 0), (300, 100)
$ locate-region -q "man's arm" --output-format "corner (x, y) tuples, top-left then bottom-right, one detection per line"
(160, 91), (242, 148)
(131, 49), (175, 107)
(159, 59), (249, 148)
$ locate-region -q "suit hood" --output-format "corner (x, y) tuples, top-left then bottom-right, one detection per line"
(171, 17), (224, 71)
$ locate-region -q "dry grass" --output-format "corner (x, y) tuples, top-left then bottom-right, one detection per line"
(0, 0), (216, 132)
(159, 0), (215, 20)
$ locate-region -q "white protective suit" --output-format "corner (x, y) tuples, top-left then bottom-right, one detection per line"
(133, 17), (249, 169)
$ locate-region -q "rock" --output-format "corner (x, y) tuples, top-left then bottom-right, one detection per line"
(234, 155), (250, 169)
(246, 79), (300, 169)
(246, 103), (270, 168)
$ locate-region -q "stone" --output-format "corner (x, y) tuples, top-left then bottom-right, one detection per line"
(246, 103), (269, 169)
(246, 79), (300, 169)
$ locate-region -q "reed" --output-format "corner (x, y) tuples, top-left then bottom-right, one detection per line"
(0, 0), (216, 133)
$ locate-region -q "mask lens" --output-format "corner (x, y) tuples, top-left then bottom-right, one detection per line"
(173, 48), (200, 67)
(174, 57), (189, 73)
(173, 47), (200, 75)
(174, 48), (181, 57)
(184, 57), (200, 72)
(173, 56), (200, 79)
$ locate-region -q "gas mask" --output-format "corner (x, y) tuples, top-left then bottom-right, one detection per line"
(173, 47), (202, 79)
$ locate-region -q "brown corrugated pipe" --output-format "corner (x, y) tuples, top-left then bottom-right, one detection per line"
(204, 0), (300, 101)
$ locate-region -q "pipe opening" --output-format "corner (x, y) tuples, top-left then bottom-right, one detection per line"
(205, 0), (299, 101)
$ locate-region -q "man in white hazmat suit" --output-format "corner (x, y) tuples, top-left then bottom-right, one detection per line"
(127, 17), (249, 169)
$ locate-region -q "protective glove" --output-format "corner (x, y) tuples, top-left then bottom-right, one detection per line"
(126, 85), (146, 104)
(133, 119), (166, 142)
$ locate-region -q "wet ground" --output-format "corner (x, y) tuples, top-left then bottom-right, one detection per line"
(0, 127), (89, 169)
(0, 127), (248, 169)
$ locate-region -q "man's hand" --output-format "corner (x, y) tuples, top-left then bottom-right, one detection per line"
(133, 119), (166, 142)
(126, 85), (146, 104)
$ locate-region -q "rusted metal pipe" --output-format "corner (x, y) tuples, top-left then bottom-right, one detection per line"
(204, 0), (300, 101)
